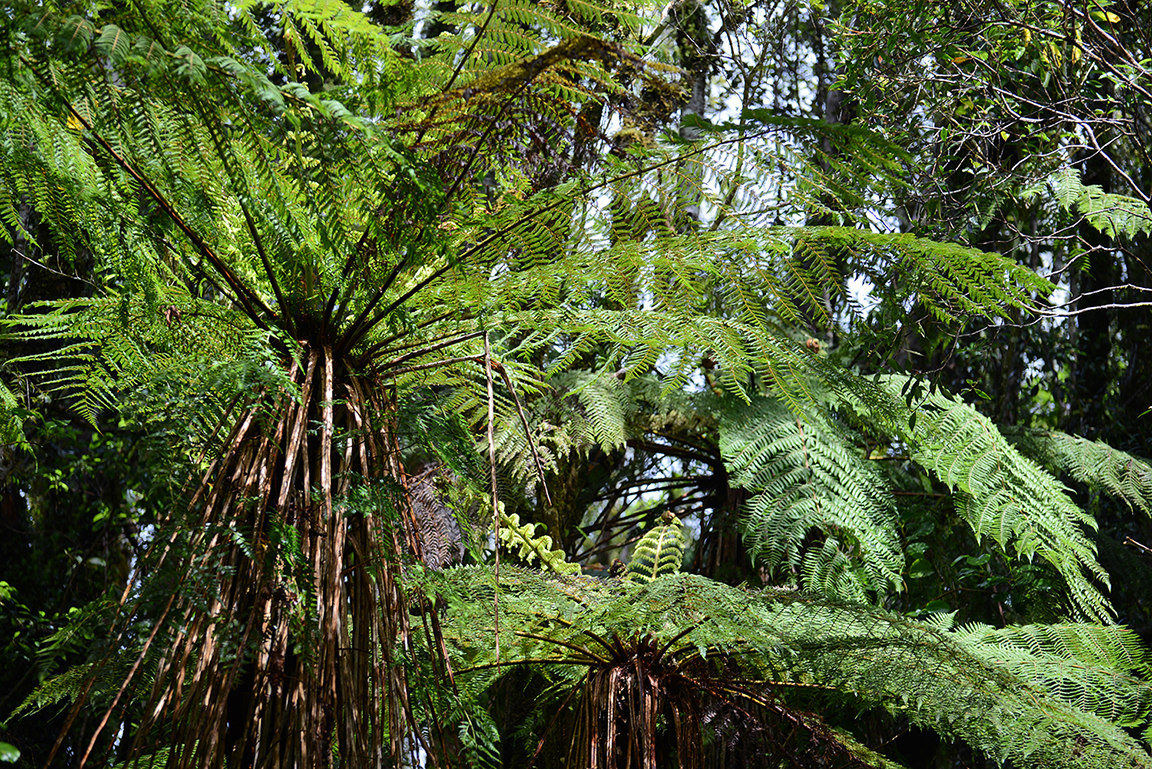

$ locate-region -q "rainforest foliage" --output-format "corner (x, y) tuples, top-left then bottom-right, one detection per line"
(2, 0), (1152, 767)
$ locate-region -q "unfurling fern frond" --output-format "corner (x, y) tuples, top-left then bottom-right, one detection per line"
(719, 396), (902, 600)
(626, 512), (685, 584)
(497, 511), (580, 575)
(1006, 428), (1152, 516)
(848, 376), (1111, 621)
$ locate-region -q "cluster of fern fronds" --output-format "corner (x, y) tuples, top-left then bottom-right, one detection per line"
(413, 515), (1152, 769)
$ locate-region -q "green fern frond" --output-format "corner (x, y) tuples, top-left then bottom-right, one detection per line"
(8, 293), (272, 429)
(497, 511), (581, 576)
(954, 621), (1152, 727)
(800, 537), (875, 603)
(427, 568), (1152, 769)
(0, 377), (30, 451)
(626, 512), (685, 584)
(1006, 428), (1152, 515)
(719, 395), (903, 599)
(745, 587), (1148, 767)
(517, 305), (881, 413)
(791, 226), (1053, 324)
(567, 372), (632, 452)
(12, 662), (99, 719)
(1045, 167), (1152, 239)
(848, 376), (1111, 621)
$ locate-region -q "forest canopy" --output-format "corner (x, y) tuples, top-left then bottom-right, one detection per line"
(2, 0), (1152, 767)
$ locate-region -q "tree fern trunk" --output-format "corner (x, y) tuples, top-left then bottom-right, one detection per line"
(112, 344), (414, 768)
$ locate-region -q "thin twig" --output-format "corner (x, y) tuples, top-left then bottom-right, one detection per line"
(494, 362), (552, 505)
(485, 331), (501, 670)
(1124, 536), (1152, 555)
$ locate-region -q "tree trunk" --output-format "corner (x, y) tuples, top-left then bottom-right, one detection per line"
(60, 344), (418, 769)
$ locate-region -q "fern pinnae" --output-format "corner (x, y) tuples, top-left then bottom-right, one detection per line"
(1006, 428), (1152, 516)
(626, 512), (686, 584)
(430, 568), (1152, 769)
(1043, 166), (1152, 240)
(720, 395), (903, 598)
(849, 375), (1112, 621)
(953, 621), (1152, 727)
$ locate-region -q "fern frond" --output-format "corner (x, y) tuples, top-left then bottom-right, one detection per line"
(1006, 428), (1152, 516)
(626, 512), (685, 583)
(954, 621), (1152, 727)
(847, 376), (1111, 621)
(792, 226), (1053, 324)
(498, 511), (581, 576)
(426, 568), (1152, 769)
(1044, 167), (1152, 239)
(8, 292), (269, 431)
(799, 537), (876, 603)
(0, 377), (30, 451)
(566, 371), (633, 452)
(12, 662), (100, 719)
(720, 395), (903, 599)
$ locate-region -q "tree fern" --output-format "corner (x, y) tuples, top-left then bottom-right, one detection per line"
(5, 0), (1144, 766)
(424, 565), (1152, 769)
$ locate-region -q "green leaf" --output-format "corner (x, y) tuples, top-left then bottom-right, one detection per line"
(172, 45), (206, 82)
(95, 24), (131, 63)
(909, 559), (934, 579)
